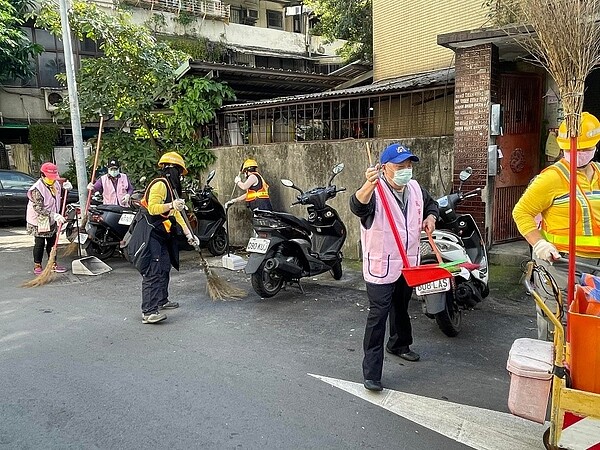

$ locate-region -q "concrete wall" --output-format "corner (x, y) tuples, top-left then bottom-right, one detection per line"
(210, 137), (453, 259)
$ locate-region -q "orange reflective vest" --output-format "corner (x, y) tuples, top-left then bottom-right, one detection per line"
(140, 177), (175, 233)
(245, 172), (270, 202)
(540, 160), (600, 255)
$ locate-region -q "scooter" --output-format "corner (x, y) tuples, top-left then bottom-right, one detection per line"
(416, 167), (489, 337)
(245, 163), (347, 298)
(186, 169), (228, 256)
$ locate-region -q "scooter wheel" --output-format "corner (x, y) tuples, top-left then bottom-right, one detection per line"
(251, 261), (284, 298)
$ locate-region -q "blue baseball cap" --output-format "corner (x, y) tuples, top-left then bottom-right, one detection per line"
(380, 144), (419, 164)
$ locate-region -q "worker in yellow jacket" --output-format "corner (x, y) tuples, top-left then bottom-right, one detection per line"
(513, 112), (600, 339)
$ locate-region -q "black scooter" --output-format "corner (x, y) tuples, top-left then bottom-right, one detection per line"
(245, 163), (347, 298)
(187, 169), (228, 256)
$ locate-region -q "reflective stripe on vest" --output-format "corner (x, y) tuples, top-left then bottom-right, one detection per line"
(541, 160), (600, 252)
(245, 172), (269, 201)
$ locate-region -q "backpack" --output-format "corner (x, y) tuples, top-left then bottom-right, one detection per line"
(122, 210), (156, 275)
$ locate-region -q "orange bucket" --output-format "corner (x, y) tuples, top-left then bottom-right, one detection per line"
(568, 286), (600, 394)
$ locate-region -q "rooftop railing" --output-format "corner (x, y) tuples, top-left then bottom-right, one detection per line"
(122, 0), (230, 20)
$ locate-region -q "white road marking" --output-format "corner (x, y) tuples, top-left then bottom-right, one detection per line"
(309, 374), (547, 450)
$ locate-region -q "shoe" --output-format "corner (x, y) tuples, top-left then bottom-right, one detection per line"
(363, 379), (383, 391)
(52, 263), (67, 273)
(386, 346), (420, 362)
(142, 312), (167, 324)
(159, 301), (179, 310)
(34, 264), (43, 275)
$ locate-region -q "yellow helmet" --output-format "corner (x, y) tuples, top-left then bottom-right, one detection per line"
(158, 151), (188, 175)
(242, 158), (258, 171)
(556, 112), (600, 150)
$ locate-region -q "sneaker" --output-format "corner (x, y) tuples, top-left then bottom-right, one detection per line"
(159, 301), (179, 310)
(142, 312), (167, 324)
(52, 263), (67, 273)
(34, 264), (43, 275)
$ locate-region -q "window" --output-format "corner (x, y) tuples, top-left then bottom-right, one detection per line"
(230, 6), (243, 24)
(0, 171), (34, 190)
(266, 10), (283, 29)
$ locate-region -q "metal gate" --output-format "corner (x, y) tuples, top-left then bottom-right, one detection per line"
(493, 73), (542, 243)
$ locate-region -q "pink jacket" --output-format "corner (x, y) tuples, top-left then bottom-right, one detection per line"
(100, 174), (130, 206)
(26, 179), (62, 227)
(360, 179), (423, 284)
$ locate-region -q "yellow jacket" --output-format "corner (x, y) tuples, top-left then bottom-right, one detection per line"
(145, 179), (187, 233)
(512, 160), (600, 257)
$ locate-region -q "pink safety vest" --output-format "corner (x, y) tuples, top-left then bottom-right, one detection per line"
(100, 174), (130, 206)
(26, 179), (62, 226)
(360, 179), (423, 284)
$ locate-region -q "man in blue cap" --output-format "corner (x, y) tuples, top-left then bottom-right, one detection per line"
(350, 143), (439, 391)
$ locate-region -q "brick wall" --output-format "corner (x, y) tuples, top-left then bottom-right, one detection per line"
(453, 44), (499, 236)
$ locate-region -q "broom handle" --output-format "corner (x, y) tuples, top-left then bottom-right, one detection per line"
(365, 142), (411, 268)
(426, 229), (444, 264)
(52, 188), (70, 250)
(85, 115), (104, 215)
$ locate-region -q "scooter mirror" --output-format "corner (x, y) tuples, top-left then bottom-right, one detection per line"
(459, 167), (473, 182)
(281, 179), (294, 188)
(332, 163), (344, 174)
(206, 170), (216, 184)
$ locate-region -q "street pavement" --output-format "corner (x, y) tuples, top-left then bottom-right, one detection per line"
(0, 224), (544, 449)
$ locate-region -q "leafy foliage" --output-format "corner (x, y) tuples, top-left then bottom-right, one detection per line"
(304, 0), (372, 63)
(35, 0), (235, 182)
(0, 0), (42, 81)
(482, 0), (524, 26)
(29, 123), (60, 161)
(160, 35), (226, 61)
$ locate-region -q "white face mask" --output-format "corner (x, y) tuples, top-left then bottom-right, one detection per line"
(109, 168), (119, 177)
(564, 149), (596, 168)
(392, 167), (413, 186)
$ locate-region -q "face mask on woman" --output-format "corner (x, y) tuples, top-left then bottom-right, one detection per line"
(564, 149), (596, 168)
(42, 177), (55, 186)
(392, 167), (413, 186)
(108, 168), (119, 177)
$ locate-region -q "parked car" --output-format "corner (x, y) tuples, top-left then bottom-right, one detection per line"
(0, 169), (78, 222)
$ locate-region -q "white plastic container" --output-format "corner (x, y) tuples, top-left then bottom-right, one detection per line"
(506, 338), (553, 423)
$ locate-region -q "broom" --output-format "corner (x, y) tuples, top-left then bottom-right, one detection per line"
(62, 114), (104, 256)
(22, 191), (69, 288)
(170, 179), (246, 301)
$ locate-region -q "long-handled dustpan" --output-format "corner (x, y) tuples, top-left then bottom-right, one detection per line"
(221, 205), (247, 271)
(376, 181), (452, 288)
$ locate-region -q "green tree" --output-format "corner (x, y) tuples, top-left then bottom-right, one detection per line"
(35, 1), (234, 181)
(0, 0), (42, 81)
(304, 0), (372, 63)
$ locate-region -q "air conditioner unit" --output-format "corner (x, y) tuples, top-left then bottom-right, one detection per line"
(246, 8), (259, 19)
(44, 89), (67, 112)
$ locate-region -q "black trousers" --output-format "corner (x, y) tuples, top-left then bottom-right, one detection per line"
(363, 276), (414, 381)
(141, 235), (171, 315)
(33, 234), (56, 264)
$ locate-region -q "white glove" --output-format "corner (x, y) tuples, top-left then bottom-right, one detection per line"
(53, 213), (66, 225)
(62, 181), (73, 191)
(224, 199), (235, 209)
(122, 194), (131, 204)
(186, 233), (200, 247)
(172, 199), (186, 212)
(87, 182), (95, 191)
(234, 175), (242, 184)
(533, 239), (560, 262)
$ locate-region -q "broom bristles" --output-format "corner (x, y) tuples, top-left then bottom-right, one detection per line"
(21, 248), (57, 288)
(196, 248), (246, 300)
(60, 241), (80, 257)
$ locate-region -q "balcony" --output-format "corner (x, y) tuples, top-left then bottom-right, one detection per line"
(122, 0), (230, 21)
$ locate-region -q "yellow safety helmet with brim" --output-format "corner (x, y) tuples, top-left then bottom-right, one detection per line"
(158, 151), (188, 175)
(556, 112), (600, 150)
(242, 158), (258, 171)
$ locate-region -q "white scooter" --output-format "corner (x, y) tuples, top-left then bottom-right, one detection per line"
(417, 167), (490, 336)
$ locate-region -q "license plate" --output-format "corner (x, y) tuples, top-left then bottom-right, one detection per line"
(246, 237), (270, 254)
(118, 213), (135, 226)
(415, 278), (451, 296)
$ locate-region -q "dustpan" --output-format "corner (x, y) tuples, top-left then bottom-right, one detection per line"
(71, 256), (112, 276)
(376, 182), (452, 287)
(221, 205), (247, 271)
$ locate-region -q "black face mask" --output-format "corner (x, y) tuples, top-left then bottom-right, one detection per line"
(162, 166), (183, 197)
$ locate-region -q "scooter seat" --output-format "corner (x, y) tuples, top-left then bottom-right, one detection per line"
(93, 204), (132, 213)
(254, 210), (311, 232)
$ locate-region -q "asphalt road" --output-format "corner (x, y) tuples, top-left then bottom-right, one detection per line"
(0, 225), (540, 450)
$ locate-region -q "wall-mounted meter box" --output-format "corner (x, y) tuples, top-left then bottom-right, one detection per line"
(490, 104), (502, 136)
(488, 145), (498, 176)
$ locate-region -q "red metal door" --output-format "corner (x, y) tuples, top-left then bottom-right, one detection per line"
(493, 73), (542, 243)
